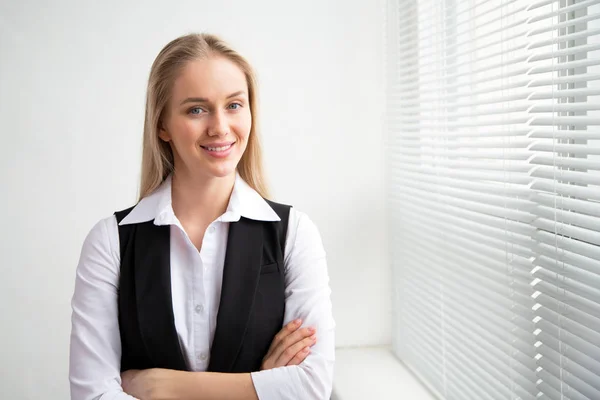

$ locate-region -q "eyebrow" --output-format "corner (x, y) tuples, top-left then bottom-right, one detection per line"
(179, 91), (247, 106)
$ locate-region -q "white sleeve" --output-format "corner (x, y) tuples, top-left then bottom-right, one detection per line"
(69, 216), (138, 400)
(250, 209), (336, 400)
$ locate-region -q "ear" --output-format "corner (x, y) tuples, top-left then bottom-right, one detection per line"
(158, 123), (171, 142)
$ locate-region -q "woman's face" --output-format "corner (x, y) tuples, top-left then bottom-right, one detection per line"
(159, 56), (252, 180)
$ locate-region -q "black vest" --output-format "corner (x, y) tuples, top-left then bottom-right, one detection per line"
(115, 200), (291, 373)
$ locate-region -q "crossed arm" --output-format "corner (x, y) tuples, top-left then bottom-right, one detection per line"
(69, 212), (335, 400)
(119, 319), (320, 400)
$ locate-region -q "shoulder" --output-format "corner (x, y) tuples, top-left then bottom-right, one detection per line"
(283, 207), (326, 261)
(287, 208), (323, 241)
(261, 200), (319, 240)
(84, 214), (119, 244)
(80, 214), (120, 264)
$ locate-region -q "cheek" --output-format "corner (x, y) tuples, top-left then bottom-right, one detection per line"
(234, 113), (252, 141)
(171, 118), (203, 144)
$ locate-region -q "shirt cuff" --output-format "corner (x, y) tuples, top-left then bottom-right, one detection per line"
(99, 391), (139, 400)
(251, 367), (303, 400)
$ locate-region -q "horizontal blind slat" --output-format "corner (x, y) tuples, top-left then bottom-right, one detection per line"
(532, 217), (600, 246)
(527, 0), (600, 23)
(531, 166), (600, 186)
(537, 341), (600, 384)
(532, 205), (600, 232)
(537, 356), (600, 400)
(532, 192), (600, 219)
(537, 319), (600, 365)
(402, 309), (538, 398)
(388, 0), (600, 398)
(529, 129), (600, 140)
(403, 277), (537, 360)
(533, 230), (600, 262)
(399, 232), (535, 307)
(533, 268), (600, 309)
(537, 367), (593, 400)
(534, 242), (600, 277)
(534, 292), (600, 333)
(529, 154), (600, 171)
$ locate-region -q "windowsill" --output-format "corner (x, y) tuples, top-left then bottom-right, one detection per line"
(332, 346), (436, 400)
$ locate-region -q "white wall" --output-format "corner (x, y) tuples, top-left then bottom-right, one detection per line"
(0, 0), (389, 398)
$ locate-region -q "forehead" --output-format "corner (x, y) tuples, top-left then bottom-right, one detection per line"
(171, 56), (248, 100)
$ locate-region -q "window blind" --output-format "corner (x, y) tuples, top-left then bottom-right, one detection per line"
(385, 0), (600, 399)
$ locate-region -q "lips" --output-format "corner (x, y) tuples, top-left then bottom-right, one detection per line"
(200, 141), (236, 159)
(200, 142), (235, 152)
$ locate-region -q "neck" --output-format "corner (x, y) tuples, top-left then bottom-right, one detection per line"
(171, 169), (236, 225)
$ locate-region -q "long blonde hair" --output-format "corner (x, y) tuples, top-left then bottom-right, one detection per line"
(138, 33), (269, 201)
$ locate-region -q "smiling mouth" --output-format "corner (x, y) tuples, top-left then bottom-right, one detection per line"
(200, 142), (235, 152)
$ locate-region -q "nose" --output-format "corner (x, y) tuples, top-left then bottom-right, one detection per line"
(207, 109), (229, 137)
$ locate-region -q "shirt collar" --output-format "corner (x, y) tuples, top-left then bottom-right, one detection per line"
(118, 172), (280, 226)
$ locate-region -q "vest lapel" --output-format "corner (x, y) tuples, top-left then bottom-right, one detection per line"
(134, 222), (188, 371)
(209, 217), (263, 372)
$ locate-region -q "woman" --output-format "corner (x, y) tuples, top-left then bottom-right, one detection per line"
(69, 33), (335, 400)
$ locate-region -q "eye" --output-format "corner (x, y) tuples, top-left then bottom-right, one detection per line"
(188, 107), (205, 115)
(228, 103), (242, 110)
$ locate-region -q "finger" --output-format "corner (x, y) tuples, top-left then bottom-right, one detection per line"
(279, 326), (315, 352)
(271, 326), (315, 362)
(265, 319), (302, 357)
(287, 346), (311, 366)
(265, 319), (301, 358)
(263, 333), (314, 370)
(120, 369), (137, 382)
(276, 333), (317, 366)
(120, 370), (137, 390)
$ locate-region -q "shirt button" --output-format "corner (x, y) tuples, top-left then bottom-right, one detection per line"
(208, 226), (216, 234)
(198, 353), (208, 361)
(195, 304), (204, 313)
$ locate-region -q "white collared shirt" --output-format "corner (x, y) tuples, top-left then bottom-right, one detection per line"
(69, 174), (335, 400)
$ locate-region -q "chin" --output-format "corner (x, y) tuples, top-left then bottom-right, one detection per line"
(204, 163), (238, 179)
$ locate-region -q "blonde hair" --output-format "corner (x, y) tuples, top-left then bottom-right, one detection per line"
(138, 33), (269, 200)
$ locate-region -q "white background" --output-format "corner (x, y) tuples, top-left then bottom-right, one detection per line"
(0, 0), (389, 398)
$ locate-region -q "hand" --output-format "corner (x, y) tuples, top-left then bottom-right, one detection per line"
(121, 368), (182, 400)
(260, 319), (317, 370)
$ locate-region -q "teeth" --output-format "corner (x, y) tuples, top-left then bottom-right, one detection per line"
(206, 144), (232, 152)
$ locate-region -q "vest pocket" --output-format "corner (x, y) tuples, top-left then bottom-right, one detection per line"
(260, 262), (279, 274)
